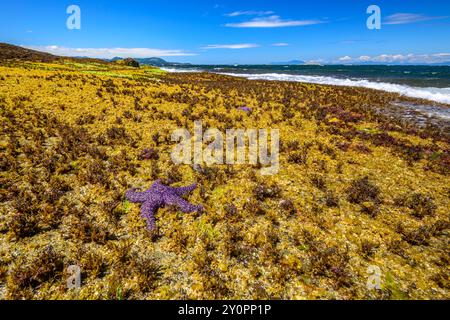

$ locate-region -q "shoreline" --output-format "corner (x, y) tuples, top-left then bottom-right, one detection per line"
(161, 67), (450, 106)
(1, 61), (449, 299)
(162, 69), (450, 133)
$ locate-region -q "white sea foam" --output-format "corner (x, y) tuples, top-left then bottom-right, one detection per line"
(160, 67), (201, 73)
(393, 102), (450, 121)
(217, 72), (450, 105)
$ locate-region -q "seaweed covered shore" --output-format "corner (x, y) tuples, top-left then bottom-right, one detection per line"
(0, 60), (449, 299)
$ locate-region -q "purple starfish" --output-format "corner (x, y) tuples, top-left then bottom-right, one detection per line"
(125, 179), (203, 230)
(238, 106), (252, 113)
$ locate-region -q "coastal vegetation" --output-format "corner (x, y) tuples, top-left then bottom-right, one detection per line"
(0, 52), (448, 299)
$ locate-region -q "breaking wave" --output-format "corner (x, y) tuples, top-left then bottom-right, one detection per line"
(218, 72), (450, 105)
(160, 67), (202, 73)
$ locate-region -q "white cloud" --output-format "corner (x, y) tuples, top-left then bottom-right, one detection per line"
(225, 10), (274, 17)
(337, 53), (450, 64)
(434, 53), (450, 57)
(338, 55), (352, 62)
(24, 45), (196, 59)
(359, 55), (371, 62)
(225, 15), (324, 28)
(272, 42), (290, 47)
(201, 43), (259, 49)
(384, 13), (448, 25)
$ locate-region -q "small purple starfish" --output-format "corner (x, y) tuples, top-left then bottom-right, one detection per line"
(238, 106), (252, 113)
(125, 179), (203, 230)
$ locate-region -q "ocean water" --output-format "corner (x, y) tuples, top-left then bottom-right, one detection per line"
(161, 65), (450, 105)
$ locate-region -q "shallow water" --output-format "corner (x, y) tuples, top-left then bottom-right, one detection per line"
(383, 102), (450, 131)
(162, 65), (450, 104)
(393, 102), (450, 122)
(216, 72), (450, 105)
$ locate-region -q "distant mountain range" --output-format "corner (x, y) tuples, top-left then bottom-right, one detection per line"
(0, 43), (191, 67)
(270, 60), (450, 66)
(270, 60), (305, 65)
(109, 57), (191, 67)
(341, 61), (450, 66)
(1, 43), (449, 67)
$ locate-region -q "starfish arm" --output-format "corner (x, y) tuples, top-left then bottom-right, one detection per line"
(141, 201), (159, 230)
(165, 195), (202, 213)
(173, 183), (198, 196)
(151, 179), (163, 188)
(125, 188), (147, 203)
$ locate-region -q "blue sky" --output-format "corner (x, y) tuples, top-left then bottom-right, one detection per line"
(1, 0), (450, 64)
